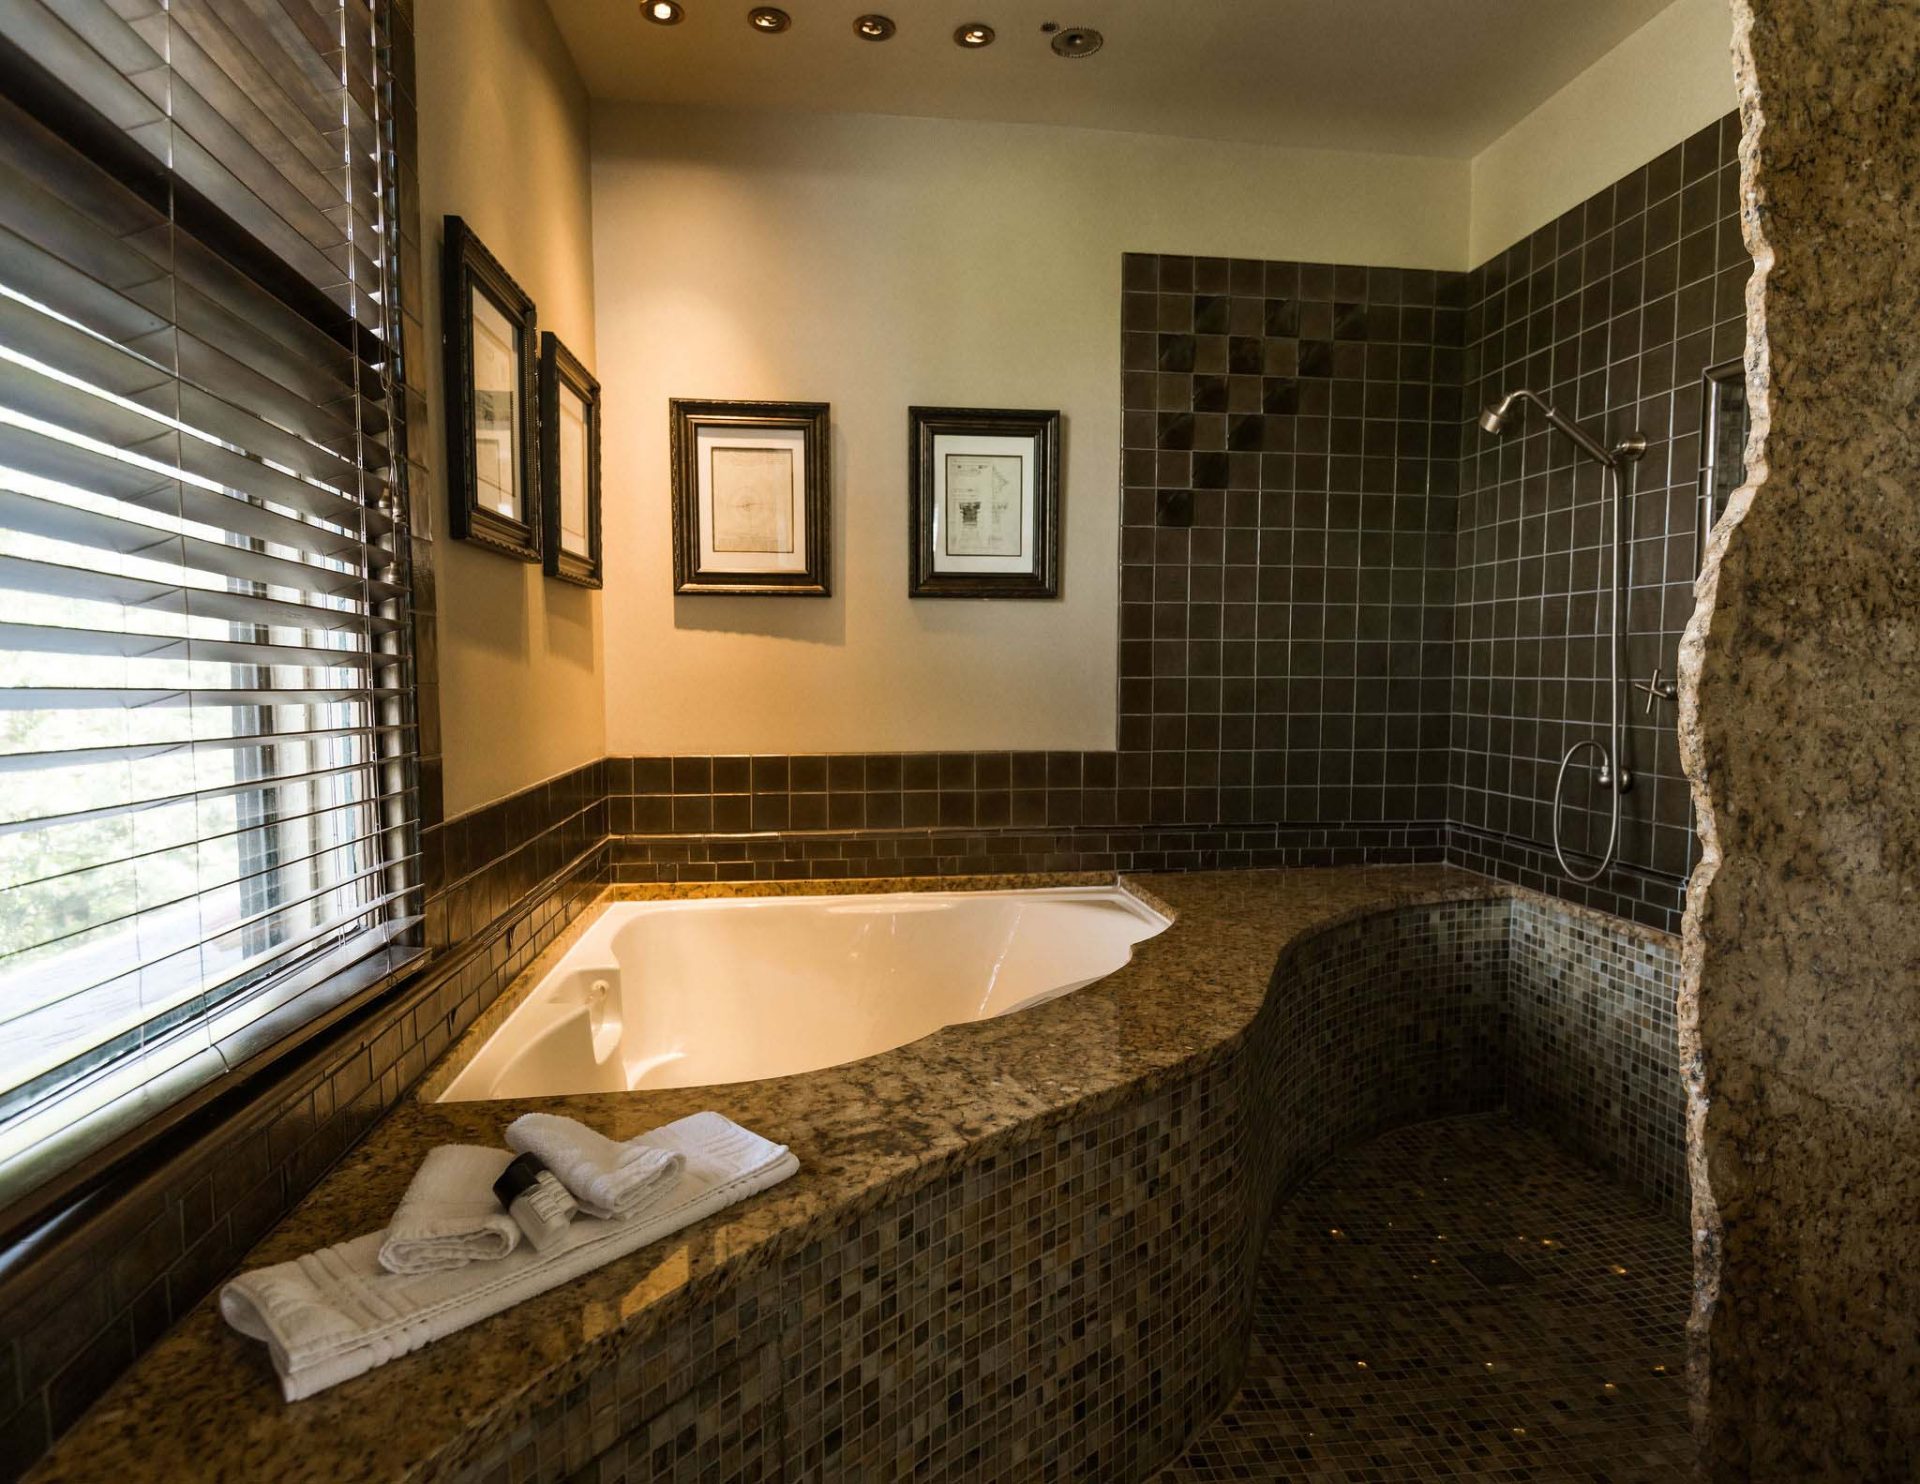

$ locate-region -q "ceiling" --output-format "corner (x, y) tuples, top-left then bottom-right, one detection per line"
(549, 0), (1677, 158)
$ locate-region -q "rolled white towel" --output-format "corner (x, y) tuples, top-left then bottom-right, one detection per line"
(504, 1111), (685, 1221)
(377, 1145), (520, 1275)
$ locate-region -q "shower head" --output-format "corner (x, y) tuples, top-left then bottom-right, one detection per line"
(1478, 393), (1520, 435)
(1475, 387), (1628, 468)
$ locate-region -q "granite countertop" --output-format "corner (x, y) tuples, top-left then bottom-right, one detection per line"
(27, 866), (1623, 1484)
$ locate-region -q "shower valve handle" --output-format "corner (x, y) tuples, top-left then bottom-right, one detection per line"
(1633, 667), (1678, 715)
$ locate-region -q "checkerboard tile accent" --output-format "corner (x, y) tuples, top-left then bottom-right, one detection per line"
(1118, 256), (1464, 833)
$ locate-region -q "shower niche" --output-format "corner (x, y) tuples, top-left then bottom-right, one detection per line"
(1698, 359), (1750, 569)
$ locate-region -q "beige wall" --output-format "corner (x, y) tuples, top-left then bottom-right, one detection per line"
(415, 0), (603, 816)
(591, 104), (1469, 755)
(1468, 0), (1739, 264)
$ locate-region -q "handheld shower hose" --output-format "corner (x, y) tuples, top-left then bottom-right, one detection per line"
(1478, 391), (1645, 883)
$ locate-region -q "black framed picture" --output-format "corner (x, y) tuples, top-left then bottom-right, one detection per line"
(908, 406), (1060, 598)
(670, 398), (831, 596)
(443, 216), (540, 562)
(540, 333), (602, 588)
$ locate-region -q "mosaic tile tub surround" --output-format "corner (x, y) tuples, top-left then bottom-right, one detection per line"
(433, 898), (1525, 1484)
(25, 870), (1683, 1484)
(1507, 895), (1686, 1210)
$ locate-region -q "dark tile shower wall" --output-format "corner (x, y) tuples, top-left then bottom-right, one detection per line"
(1451, 113), (1748, 925)
(1106, 116), (1746, 932)
(1119, 253), (1465, 830)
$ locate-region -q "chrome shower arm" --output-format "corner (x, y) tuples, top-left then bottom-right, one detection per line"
(1489, 388), (1621, 468)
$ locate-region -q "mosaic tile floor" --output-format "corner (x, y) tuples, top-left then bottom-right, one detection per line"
(1159, 1113), (1695, 1482)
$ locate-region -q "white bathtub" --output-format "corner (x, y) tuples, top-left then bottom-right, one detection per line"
(436, 886), (1169, 1102)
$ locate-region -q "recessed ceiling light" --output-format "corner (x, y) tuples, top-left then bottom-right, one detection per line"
(953, 22), (994, 48)
(853, 13), (895, 41)
(643, 0), (683, 22)
(747, 6), (790, 32)
(1050, 25), (1102, 58)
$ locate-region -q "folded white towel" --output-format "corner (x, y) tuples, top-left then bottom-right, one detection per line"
(377, 1145), (520, 1276)
(503, 1110), (685, 1221)
(220, 1113), (795, 1400)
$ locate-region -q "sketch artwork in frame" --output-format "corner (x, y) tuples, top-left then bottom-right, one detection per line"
(670, 399), (831, 595)
(909, 406), (1060, 598)
(540, 332), (602, 587)
(443, 216), (540, 562)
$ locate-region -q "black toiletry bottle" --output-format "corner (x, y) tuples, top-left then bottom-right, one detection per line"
(492, 1152), (579, 1252)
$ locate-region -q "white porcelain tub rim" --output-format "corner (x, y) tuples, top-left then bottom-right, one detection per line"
(526, 881), (1165, 957)
(429, 882), (1173, 1103)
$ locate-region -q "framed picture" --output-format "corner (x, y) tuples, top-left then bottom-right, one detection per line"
(670, 398), (831, 596)
(908, 406), (1060, 598)
(443, 216), (540, 562)
(540, 333), (602, 587)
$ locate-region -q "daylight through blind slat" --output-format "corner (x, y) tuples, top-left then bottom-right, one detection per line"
(0, 0), (420, 1198)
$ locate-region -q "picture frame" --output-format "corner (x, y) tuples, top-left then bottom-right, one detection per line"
(443, 216), (540, 562)
(908, 406), (1060, 598)
(540, 332), (602, 587)
(670, 398), (831, 596)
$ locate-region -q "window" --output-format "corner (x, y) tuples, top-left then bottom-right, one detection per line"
(0, 0), (420, 1201)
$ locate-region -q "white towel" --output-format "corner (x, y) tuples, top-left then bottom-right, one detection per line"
(503, 1110), (685, 1221)
(220, 1113), (795, 1400)
(377, 1145), (520, 1275)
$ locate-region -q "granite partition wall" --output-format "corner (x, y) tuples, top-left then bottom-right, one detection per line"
(1451, 112), (1749, 930)
(1683, 3), (1920, 1476)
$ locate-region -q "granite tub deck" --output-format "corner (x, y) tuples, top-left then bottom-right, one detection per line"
(25, 869), (1678, 1484)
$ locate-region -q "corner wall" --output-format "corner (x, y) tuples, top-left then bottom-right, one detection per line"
(1451, 113), (1748, 930)
(1115, 253), (1464, 834)
(415, 0), (604, 818)
(589, 104), (1469, 756)
(1468, 0), (1741, 266)
(1683, 1), (1920, 1475)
